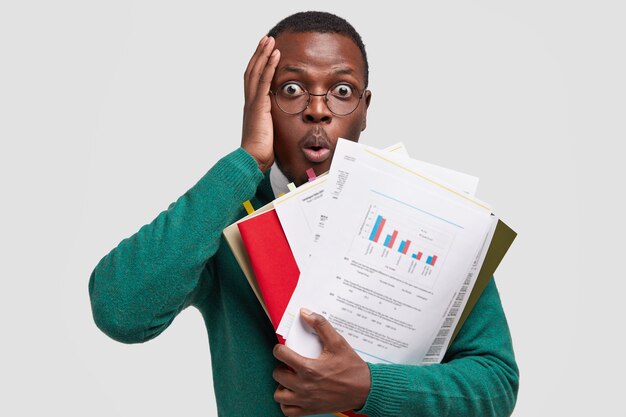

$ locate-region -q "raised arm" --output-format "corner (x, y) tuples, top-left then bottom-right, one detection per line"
(88, 148), (264, 343)
(89, 35), (281, 344)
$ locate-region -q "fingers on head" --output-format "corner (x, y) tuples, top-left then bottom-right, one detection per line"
(246, 37), (277, 95)
(258, 49), (280, 93)
(245, 36), (268, 81)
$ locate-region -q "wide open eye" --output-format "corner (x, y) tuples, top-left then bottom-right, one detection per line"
(330, 83), (355, 99)
(280, 83), (306, 97)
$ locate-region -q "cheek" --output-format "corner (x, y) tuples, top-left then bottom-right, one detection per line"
(274, 140), (297, 163)
(271, 111), (289, 152)
(339, 117), (366, 142)
(271, 108), (298, 139)
(336, 107), (367, 140)
(272, 126), (302, 174)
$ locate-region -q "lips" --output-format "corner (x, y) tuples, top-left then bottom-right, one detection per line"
(300, 127), (332, 164)
(302, 147), (331, 163)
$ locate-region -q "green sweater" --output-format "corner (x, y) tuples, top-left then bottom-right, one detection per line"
(89, 148), (519, 417)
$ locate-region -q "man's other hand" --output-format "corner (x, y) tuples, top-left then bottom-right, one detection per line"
(241, 35), (280, 173)
(272, 309), (371, 416)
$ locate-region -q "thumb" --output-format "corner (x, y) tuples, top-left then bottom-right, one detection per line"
(300, 308), (344, 352)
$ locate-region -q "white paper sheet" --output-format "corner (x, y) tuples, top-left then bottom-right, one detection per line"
(273, 142), (408, 268)
(275, 140), (490, 339)
(273, 141), (484, 274)
(421, 214), (497, 363)
(279, 140), (494, 365)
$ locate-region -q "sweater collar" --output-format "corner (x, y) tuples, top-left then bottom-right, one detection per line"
(256, 167), (277, 205)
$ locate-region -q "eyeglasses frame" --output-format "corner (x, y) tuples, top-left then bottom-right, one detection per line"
(269, 82), (366, 116)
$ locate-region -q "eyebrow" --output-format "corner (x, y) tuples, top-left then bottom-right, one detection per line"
(276, 66), (305, 75)
(332, 68), (356, 76)
(276, 65), (356, 76)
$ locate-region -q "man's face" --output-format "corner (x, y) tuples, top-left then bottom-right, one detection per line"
(270, 32), (371, 186)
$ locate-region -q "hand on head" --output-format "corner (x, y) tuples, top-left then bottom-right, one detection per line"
(240, 31), (371, 185)
(241, 36), (280, 173)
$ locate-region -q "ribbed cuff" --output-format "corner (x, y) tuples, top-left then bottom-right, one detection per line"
(354, 363), (408, 417)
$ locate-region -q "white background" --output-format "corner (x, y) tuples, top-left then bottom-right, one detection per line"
(1, 1), (624, 416)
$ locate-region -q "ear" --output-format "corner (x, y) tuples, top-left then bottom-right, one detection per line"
(361, 90), (372, 132)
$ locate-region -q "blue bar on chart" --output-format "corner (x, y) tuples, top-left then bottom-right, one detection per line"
(369, 215), (386, 243)
(398, 240), (412, 254)
(425, 255), (439, 266)
(402, 240), (411, 254)
(385, 230), (398, 249)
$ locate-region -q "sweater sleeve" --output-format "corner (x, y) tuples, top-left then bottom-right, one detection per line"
(88, 148), (264, 344)
(355, 278), (519, 417)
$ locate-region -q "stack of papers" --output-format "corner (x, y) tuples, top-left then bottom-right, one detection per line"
(224, 139), (516, 366)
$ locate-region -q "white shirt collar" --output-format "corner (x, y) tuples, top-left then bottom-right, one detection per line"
(269, 162), (291, 199)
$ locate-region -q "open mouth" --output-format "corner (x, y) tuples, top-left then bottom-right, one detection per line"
(300, 128), (332, 163)
(302, 146), (331, 163)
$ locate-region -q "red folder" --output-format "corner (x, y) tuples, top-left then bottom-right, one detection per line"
(237, 209), (299, 343)
(237, 208), (366, 417)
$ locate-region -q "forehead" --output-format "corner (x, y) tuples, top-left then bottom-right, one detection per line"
(273, 32), (366, 85)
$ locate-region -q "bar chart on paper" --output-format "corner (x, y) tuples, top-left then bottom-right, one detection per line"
(349, 191), (457, 289)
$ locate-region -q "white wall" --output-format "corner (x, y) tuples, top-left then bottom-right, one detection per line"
(1, 1), (624, 416)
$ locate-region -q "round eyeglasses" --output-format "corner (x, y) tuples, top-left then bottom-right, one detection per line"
(269, 82), (365, 116)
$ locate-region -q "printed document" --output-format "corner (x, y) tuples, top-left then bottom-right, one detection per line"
(278, 140), (494, 365)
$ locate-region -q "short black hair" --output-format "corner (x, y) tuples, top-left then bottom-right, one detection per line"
(267, 11), (369, 88)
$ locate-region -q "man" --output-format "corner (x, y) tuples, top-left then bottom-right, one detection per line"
(89, 11), (519, 417)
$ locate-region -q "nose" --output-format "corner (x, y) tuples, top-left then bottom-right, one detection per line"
(302, 93), (332, 123)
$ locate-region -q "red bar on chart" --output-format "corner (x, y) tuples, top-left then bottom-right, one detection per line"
(401, 240), (411, 254)
(417, 252), (423, 260)
(387, 230), (399, 249)
(373, 218), (386, 243)
(431, 255), (438, 266)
